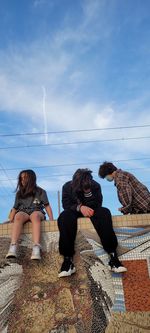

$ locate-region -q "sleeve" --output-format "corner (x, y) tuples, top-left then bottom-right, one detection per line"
(62, 183), (78, 211)
(116, 183), (132, 214)
(87, 182), (103, 209)
(40, 189), (49, 206)
(95, 183), (103, 206)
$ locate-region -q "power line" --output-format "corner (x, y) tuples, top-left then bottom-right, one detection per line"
(0, 135), (150, 150)
(0, 157), (150, 171)
(0, 124), (150, 137)
(0, 168), (150, 182)
(0, 163), (15, 190)
(0, 180), (12, 195)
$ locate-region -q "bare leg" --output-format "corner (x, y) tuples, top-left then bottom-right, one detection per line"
(11, 211), (29, 244)
(30, 211), (44, 244)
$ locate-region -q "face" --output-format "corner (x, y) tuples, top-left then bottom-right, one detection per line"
(82, 177), (92, 192)
(20, 172), (28, 187)
(105, 174), (114, 182)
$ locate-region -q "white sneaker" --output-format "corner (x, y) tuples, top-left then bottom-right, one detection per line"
(31, 244), (41, 260)
(108, 254), (127, 273)
(6, 244), (17, 258)
(58, 257), (76, 278)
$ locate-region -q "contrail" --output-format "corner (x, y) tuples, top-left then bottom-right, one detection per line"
(42, 86), (48, 144)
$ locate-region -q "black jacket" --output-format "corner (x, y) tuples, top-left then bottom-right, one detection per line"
(62, 179), (103, 211)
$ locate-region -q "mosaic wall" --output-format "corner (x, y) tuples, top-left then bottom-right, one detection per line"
(0, 215), (150, 333)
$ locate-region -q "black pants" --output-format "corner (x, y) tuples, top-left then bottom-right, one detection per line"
(57, 206), (118, 257)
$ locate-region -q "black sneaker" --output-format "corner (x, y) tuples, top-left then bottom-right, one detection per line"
(108, 254), (127, 273)
(58, 257), (76, 278)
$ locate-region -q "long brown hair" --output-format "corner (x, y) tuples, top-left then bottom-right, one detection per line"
(16, 169), (37, 198)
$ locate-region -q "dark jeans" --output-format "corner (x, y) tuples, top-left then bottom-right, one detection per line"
(57, 206), (118, 257)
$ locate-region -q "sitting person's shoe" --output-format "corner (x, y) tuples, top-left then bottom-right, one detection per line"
(58, 257), (76, 278)
(31, 244), (41, 260)
(108, 253), (127, 273)
(6, 244), (17, 258)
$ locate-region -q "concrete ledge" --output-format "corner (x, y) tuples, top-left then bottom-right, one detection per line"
(0, 213), (150, 236)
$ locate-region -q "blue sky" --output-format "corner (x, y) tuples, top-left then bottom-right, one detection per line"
(0, 0), (150, 222)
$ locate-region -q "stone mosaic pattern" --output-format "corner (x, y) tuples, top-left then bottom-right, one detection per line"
(85, 226), (150, 308)
(105, 312), (150, 333)
(0, 232), (114, 333)
(0, 215), (150, 333)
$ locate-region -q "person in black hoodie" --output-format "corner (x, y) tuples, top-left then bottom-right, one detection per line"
(57, 168), (127, 277)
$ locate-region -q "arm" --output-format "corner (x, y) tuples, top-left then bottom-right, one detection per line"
(80, 182), (103, 217)
(44, 204), (53, 221)
(117, 184), (132, 214)
(40, 188), (54, 220)
(95, 182), (103, 206)
(10, 193), (20, 221)
(9, 208), (17, 222)
(62, 185), (94, 216)
(62, 183), (79, 211)
(84, 181), (103, 208)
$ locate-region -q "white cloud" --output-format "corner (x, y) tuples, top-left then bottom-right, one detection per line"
(33, 0), (48, 8)
(93, 106), (114, 128)
(0, 0), (150, 215)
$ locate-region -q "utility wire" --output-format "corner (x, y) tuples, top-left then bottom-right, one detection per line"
(0, 157), (150, 171)
(0, 168), (150, 182)
(0, 180), (11, 195)
(0, 124), (150, 137)
(0, 135), (150, 150)
(0, 163), (15, 190)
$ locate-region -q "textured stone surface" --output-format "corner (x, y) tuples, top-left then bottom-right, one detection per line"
(105, 312), (150, 333)
(0, 232), (113, 333)
(122, 260), (150, 311)
(0, 219), (150, 333)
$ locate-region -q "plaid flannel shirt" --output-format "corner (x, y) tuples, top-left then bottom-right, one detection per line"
(114, 169), (150, 214)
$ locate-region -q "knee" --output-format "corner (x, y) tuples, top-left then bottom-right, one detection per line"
(97, 206), (111, 214)
(30, 211), (42, 222)
(14, 213), (23, 223)
(58, 210), (74, 220)
(58, 210), (76, 226)
(102, 207), (111, 215)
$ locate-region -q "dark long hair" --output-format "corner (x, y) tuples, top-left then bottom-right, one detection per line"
(72, 168), (93, 193)
(16, 169), (37, 198)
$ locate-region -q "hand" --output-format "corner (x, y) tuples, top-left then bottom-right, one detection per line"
(80, 205), (94, 217)
(6, 219), (14, 223)
(118, 207), (123, 212)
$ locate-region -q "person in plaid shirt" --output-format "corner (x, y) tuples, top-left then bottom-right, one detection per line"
(99, 162), (150, 215)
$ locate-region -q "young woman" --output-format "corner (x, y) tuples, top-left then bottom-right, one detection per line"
(6, 169), (53, 260)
